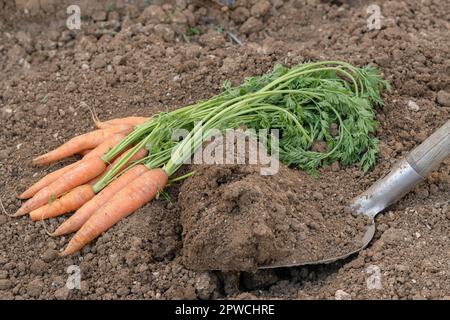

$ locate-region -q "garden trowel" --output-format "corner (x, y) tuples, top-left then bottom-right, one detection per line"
(262, 119), (450, 269)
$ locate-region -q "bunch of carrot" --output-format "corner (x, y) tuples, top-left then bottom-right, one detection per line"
(14, 61), (389, 256)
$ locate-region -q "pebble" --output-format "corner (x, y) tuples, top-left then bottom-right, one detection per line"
(154, 24), (175, 42)
(54, 287), (70, 300)
(436, 90), (450, 107)
(407, 100), (420, 111)
(47, 30), (60, 42)
(30, 259), (48, 275)
(109, 253), (120, 267)
(0, 279), (13, 290)
(395, 264), (409, 272)
(176, 0), (187, 10)
(4, 262), (15, 270)
(0, 215), (8, 225)
(96, 287), (106, 295)
(312, 191), (324, 200)
(42, 249), (58, 263)
(17, 261), (27, 272)
(7, 44), (26, 63)
(139, 5), (166, 23)
(117, 286), (130, 296)
(380, 228), (407, 245)
(91, 54), (108, 69)
(235, 292), (259, 299)
(2, 106), (13, 114)
(250, 0), (271, 17)
(171, 10), (187, 24)
(240, 17), (263, 34)
(65, 81), (77, 92)
(92, 11), (107, 22)
(27, 278), (44, 297)
(125, 251), (140, 267)
(349, 257), (365, 269)
(220, 56), (241, 74)
(194, 273), (218, 300)
(312, 141), (327, 153)
(270, 0), (284, 9)
(112, 55), (126, 66)
(335, 289), (352, 300)
(80, 281), (90, 292)
(182, 8), (196, 26)
(331, 161), (341, 172)
(130, 237), (142, 249)
(231, 7), (250, 23)
(199, 31), (226, 48)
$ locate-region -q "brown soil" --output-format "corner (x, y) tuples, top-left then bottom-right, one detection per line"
(0, 0), (449, 300)
(180, 162), (371, 271)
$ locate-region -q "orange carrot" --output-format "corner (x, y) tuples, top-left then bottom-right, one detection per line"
(15, 156), (106, 216)
(29, 185), (95, 221)
(52, 165), (149, 236)
(82, 133), (127, 160)
(82, 147), (147, 193)
(18, 133), (126, 200)
(59, 168), (168, 256)
(78, 149), (93, 156)
(96, 116), (149, 129)
(18, 162), (78, 199)
(106, 147), (148, 167)
(33, 126), (132, 165)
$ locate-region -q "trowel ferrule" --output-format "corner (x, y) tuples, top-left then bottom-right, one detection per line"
(349, 158), (424, 219)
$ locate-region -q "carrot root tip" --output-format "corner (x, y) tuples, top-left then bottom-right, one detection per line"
(13, 207), (28, 217)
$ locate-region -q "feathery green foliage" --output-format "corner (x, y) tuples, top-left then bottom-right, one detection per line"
(94, 61), (389, 192)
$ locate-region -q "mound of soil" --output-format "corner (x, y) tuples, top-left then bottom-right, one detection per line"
(179, 163), (371, 271)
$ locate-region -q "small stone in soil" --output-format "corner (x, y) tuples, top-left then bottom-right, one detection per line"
(0, 279), (13, 290)
(194, 273), (218, 299)
(250, 1), (271, 17)
(30, 260), (48, 275)
(407, 100), (420, 111)
(0, 215), (8, 225)
(42, 249), (58, 262)
(335, 289), (352, 300)
(240, 17), (263, 34)
(436, 90), (450, 107)
(27, 278), (44, 297)
(54, 287), (70, 300)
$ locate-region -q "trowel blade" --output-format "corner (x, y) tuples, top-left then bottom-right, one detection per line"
(259, 223), (375, 269)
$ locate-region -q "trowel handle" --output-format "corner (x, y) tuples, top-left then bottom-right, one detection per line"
(406, 120), (450, 177)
